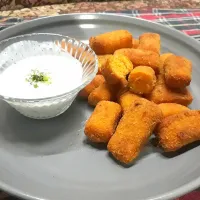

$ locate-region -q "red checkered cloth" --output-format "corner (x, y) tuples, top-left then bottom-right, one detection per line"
(0, 8), (200, 200)
(104, 9), (200, 41)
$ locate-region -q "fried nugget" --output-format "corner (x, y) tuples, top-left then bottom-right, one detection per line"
(128, 66), (156, 95)
(85, 101), (122, 143)
(107, 99), (162, 164)
(116, 86), (129, 99)
(159, 53), (174, 73)
(146, 74), (193, 106)
(164, 55), (192, 89)
(118, 91), (143, 113)
(132, 38), (139, 48)
(97, 54), (112, 74)
(157, 110), (200, 152)
(138, 33), (161, 54)
(114, 48), (160, 73)
(89, 30), (132, 55)
(88, 82), (115, 106)
(158, 103), (190, 118)
(101, 54), (133, 85)
(79, 75), (105, 98)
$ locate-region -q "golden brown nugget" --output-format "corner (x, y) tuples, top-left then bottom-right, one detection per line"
(154, 102), (189, 134)
(114, 48), (160, 73)
(97, 54), (112, 74)
(160, 53), (174, 73)
(84, 101), (122, 143)
(79, 75), (105, 98)
(101, 54), (133, 85)
(158, 103), (190, 118)
(146, 74), (193, 106)
(88, 82), (115, 106)
(111, 81), (129, 101)
(116, 86), (129, 101)
(128, 66), (156, 95)
(138, 33), (161, 54)
(157, 110), (200, 152)
(164, 55), (192, 89)
(132, 38), (139, 48)
(107, 99), (162, 164)
(118, 91), (143, 113)
(89, 30), (132, 55)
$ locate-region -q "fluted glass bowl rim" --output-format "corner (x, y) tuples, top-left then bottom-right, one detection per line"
(0, 33), (98, 103)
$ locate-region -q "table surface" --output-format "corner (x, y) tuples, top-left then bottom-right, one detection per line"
(0, 0), (200, 17)
(0, 8), (199, 200)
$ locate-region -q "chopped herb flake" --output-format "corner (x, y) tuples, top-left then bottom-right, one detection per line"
(26, 69), (52, 88)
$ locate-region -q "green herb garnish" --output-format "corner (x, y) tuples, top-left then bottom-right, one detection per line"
(26, 69), (52, 88)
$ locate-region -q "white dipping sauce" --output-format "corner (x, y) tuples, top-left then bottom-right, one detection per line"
(0, 54), (83, 99)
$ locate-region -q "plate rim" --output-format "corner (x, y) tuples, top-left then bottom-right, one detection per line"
(0, 13), (200, 200)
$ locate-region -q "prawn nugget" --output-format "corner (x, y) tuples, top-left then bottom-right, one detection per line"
(79, 75), (105, 98)
(138, 33), (161, 54)
(157, 110), (200, 152)
(158, 103), (190, 118)
(89, 30), (132, 55)
(84, 101), (122, 143)
(88, 82), (115, 106)
(160, 53), (173, 69)
(108, 99), (162, 164)
(114, 48), (160, 73)
(164, 55), (192, 89)
(146, 74), (193, 106)
(132, 38), (139, 48)
(118, 91), (143, 113)
(128, 66), (156, 95)
(97, 54), (112, 74)
(102, 54), (133, 85)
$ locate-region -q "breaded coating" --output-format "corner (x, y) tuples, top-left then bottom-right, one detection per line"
(132, 38), (139, 48)
(138, 33), (161, 54)
(97, 54), (112, 74)
(112, 81), (129, 101)
(114, 48), (160, 73)
(128, 66), (156, 95)
(89, 30), (132, 55)
(146, 74), (193, 106)
(84, 101), (122, 143)
(101, 54), (133, 85)
(116, 86), (129, 101)
(118, 91), (143, 113)
(164, 55), (192, 89)
(157, 110), (200, 152)
(158, 103), (190, 118)
(79, 75), (105, 98)
(159, 53), (174, 73)
(107, 98), (162, 164)
(88, 82), (115, 106)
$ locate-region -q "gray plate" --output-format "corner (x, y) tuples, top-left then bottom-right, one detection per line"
(0, 13), (200, 200)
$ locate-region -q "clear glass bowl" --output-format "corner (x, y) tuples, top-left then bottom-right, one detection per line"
(0, 33), (98, 119)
